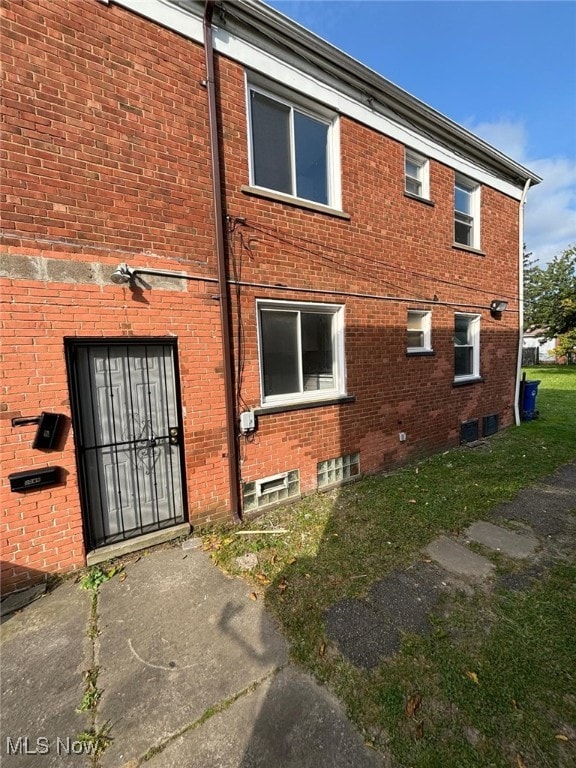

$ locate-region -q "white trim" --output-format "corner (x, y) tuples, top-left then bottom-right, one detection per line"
(256, 299), (346, 407)
(256, 472), (289, 497)
(407, 309), (432, 352)
(454, 175), (481, 250)
(246, 77), (341, 209)
(454, 313), (481, 381)
(110, 0), (525, 201)
(405, 149), (430, 200)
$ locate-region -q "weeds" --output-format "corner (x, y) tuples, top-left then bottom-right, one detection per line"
(75, 722), (113, 759)
(205, 366), (576, 767)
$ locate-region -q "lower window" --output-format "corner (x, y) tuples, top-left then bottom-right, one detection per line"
(243, 470), (300, 512)
(257, 300), (345, 405)
(317, 452), (360, 488)
(454, 313), (480, 380)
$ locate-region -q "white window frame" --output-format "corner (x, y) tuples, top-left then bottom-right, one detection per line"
(405, 149), (430, 199)
(407, 310), (432, 352)
(257, 299), (346, 407)
(454, 313), (481, 381)
(256, 472), (289, 497)
(454, 174), (481, 249)
(246, 74), (341, 209)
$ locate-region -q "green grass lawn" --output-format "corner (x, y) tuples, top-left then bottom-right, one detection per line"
(205, 366), (576, 767)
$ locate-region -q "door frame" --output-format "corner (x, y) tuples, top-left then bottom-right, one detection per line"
(65, 337), (189, 552)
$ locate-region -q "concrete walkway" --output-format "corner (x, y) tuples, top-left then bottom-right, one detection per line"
(1, 463), (574, 765)
(326, 463), (576, 668)
(1, 547), (381, 768)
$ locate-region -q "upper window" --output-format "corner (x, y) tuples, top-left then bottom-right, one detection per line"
(247, 81), (339, 207)
(257, 301), (345, 405)
(454, 175), (480, 248)
(407, 310), (432, 352)
(454, 313), (480, 380)
(405, 150), (429, 199)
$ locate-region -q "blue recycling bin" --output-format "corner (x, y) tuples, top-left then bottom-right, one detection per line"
(522, 380), (541, 420)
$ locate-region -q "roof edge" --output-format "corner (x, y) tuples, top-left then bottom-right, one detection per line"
(221, 0), (541, 187)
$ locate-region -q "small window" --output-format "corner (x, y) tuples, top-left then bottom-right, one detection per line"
(454, 313), (480, 380)
(317, 452), (360, 488)
(243, 470), (300, 511)
(405, 150), (429, 199)
(248, 81), (339, 208)
(454, 175), (480, 248)
(256, 473), (288, 497)
(257, 300), (345, 406)
(407, 310), (432, 352)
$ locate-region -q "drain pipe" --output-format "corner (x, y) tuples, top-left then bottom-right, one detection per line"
(514, 179), (532, 426)
(204, 0), (241, 522)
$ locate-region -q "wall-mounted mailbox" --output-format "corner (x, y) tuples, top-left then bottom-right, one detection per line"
(9, 466), (63, 492)
(33, 412), (65, 450)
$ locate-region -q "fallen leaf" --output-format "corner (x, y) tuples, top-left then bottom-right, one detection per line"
(287, 557), (297, 565)
(555, 734), (569, 741)
(319, 641), (326, 657)
(249, 592), (258, 601)
(465, 671), (479, 685)
(415, 722), (424, 740)
(405, 694), (422, 718)
(119, 573), (127, 582)
(256, 573), (270, 585)
(516, 754), (526, 768)
(277, 577), (288, 593)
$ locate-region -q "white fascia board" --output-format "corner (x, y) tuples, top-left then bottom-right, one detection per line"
(112, 0), (205, 44)
(221, 34), (524, 201)
(109, 0), (523, 200)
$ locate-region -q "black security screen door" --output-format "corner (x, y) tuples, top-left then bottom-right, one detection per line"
(67, 339), (187, 550)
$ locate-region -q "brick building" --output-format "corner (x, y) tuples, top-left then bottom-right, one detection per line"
(0, 0), (540, 594)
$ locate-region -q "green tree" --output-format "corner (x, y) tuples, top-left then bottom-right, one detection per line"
(524, 245), (576, 339)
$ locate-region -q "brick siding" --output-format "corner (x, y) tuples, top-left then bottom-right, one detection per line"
(1, 0), (521, 593)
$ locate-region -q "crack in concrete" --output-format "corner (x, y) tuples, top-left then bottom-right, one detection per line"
(135, 665), (287, 766)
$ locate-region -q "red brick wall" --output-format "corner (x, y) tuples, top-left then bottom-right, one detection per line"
(1, 260), (231, 594)
(0, 0), (231, 593)
(214, 54), (521, 490)
(1, 1), (521, 592)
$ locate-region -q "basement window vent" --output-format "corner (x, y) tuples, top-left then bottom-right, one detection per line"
(460, 419), (479, 444)
(482, 414), (499, 437)
(317, 452), (360, 489)
(243, 470), (300, 512)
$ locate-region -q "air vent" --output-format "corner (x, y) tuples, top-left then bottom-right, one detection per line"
(460, 419), (479, 444)
(482, 414), (499, 437)
(243, 470), (299, 512)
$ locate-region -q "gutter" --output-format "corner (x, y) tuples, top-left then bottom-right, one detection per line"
(514, 179), (532, 426)
(203, 0), (241, 522)
(225, 0), (542, 188)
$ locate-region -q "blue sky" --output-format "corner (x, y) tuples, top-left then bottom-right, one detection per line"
(266, 0), (576, 264)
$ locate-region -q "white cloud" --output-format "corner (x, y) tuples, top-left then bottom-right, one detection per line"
(464, 118), (576, 265)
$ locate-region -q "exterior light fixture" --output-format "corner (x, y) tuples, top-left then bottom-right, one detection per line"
(490, 299), (508, 316)
(110, 263), (134, 284)
(110, 263), (192, 284)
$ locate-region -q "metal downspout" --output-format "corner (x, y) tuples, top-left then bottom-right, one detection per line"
(203, 0), (241, 522)
(514, 179), (532, 426)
